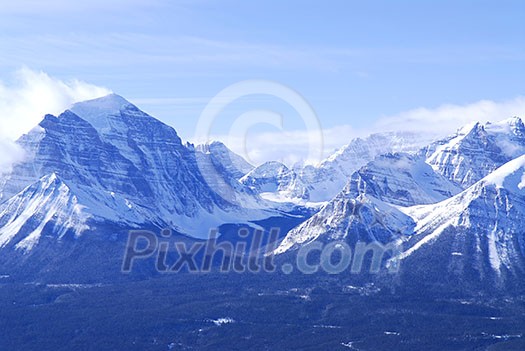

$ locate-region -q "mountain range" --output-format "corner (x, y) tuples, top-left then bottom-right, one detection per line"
(1, 94), (525, 294)
(277, 117), (525, 292)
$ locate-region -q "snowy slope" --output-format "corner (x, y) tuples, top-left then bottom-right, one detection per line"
(275, 190), (415, 254)
(276, 153), (525, 289)
(195, 141), (254, 180)
(0, 95), (282, 247)
(298, 131), (438, 202)
(423, 117), (525, 188)
(243, 131), (437, 204)
(240, 161), (309, 203)
(276, 119), (525, 288)
(275, 152), (459, 253)
(0, 173), (89, 252)
(396, 154), (525, 280)
(2, 92), (525, 290)
(347, 152), (462, 207)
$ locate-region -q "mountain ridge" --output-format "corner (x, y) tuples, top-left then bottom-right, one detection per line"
(1, 93), (524, 292)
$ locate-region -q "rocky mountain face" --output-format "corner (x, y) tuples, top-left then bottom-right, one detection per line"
(0, 94), (283, 254)
(0, 173), (89, 252)
(298, 131), (438, 202)
(272, 118), (525, 206)
(239, 131), (438, 205)
(275, 191), (415, 254)
(423, 117), (525, 188)
(345, 152), (462, 207)
(395, 155), (525, 291)
(1, 93), (525, 293)
(195, 141), (254, 180)
(240, 161), (310, 202)
(276, 118), (525, 292)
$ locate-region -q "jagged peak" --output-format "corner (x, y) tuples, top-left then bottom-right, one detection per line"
(482, 154), (525, 190)
(197, 141), (252, 165)
(422, 154), (525, 211)
(196, 140), (229, 154)
(456, 121), (484, 138)
(45, 110), (93, 126)
(195, 140), (254, 177)
(70, 93), (133, 112)
(68, 93), (149, 131)
(252, 161), (289, 173)
(454, 117), (525, 138)
(23, 172), (71, 194)
(496, 115), (523, 126)
(485, 116), (525, 135)
(241, 161), (290, 182)
(43, 171), (60, 183)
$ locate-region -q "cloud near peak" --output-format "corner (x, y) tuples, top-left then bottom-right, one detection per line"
(1, 68), (524, 171)
(206, 96), (525, 167)
(375, 96), (525, 135)
(0, 67), (111, 173)
(0, 67), (112, 139)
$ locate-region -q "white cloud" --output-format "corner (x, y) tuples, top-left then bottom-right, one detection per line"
(1, 67), (523, 173)
(376, 96), (525, 135)
(0, 138), (25, 175)
(193, 124), (360, 167)
(0, 67), (112, 139)
(0, 67), (111, 172)
(201, 97), (525, 167)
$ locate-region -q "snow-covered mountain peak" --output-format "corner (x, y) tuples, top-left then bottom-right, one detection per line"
(240, 161), (310, 202)
(486, 116), (525, 134)
(70, 93), (186, 174)
(347, 152), (462, 206)
(296, 131), (439, 202)
(457, 120), (483, 135)
(243, 161), (289, 179)
(393, 154), (525, 280)
(423, 116), (525, 187)
(275, 191), (416, 254)
(452, 117), (525, 141)
(69, 94), (182, 143)
(0, 172), (90, 251)
(69, 93), (134, 124)
(195, 141), (254, 179)
(482, 154), (525, 190)
(0, 93), (294, 246)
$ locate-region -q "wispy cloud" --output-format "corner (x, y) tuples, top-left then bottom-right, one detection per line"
(0, 138), (25, 175)
(3, 32), (522, 76)
(376, 96), (525, 135)
(191, 124), (361, 167)
(199, 97), (525, 167)
(0, 0), (156, 15)
(0, 33), (340, 72)
(0, 67), (111, 139)
(0, 67), (111, 172)
(1, 68), (524, 170)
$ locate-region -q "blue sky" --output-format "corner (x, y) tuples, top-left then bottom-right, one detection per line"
(0, 0), (524, 164)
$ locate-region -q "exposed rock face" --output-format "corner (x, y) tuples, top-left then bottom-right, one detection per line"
(0, 94), (276, 247)
(276, 119), (525, 291)
(423, 117), (525, 188)
(196, 141), (254, 180)
(396, 155), (525, 288)
(346, 152), (462, 207)
(240, 161), (309, 201)
(299, 131), (437, 202)
(2, 93), (525, 292)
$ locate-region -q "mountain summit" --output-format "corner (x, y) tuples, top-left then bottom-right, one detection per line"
(276, 117), (525, 292)
(1, 95), (524, 292)
(0, 94), (277, 251)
